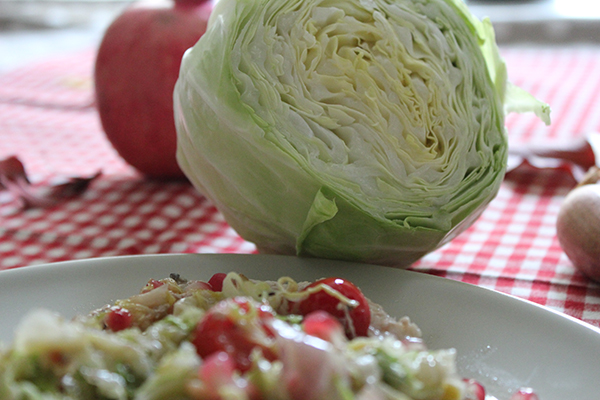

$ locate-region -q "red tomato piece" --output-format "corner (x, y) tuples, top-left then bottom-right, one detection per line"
(192, 298), (276, 372)
(294, 277), (371, 338)
(105, 306), (132, 332)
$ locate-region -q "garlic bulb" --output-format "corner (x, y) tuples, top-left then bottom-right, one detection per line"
(556, 183), (600, 282)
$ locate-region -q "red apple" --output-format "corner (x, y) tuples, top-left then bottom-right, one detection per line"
(94, 0), (211, 179)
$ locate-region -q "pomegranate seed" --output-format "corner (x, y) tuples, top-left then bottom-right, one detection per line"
(463, 378), (486, 400)
(141, 279), (165, 293)
(510, 388), (539, 400)
(105, 306), (132, 332)
(208, 273), (227, 291)
(48, 350), (67, 366)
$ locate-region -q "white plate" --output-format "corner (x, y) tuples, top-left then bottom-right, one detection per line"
(1, 253), (599, 399)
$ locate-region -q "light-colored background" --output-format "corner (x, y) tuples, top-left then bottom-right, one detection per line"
(2, 0), (600, 74)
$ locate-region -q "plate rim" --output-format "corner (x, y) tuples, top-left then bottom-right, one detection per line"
(2, 252), (600, 337)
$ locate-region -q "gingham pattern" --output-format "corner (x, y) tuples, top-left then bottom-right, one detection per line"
(415, 46), (600, 327)
(1, 46), (600, 328)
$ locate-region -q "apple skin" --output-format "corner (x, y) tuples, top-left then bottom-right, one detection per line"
(94, 0), (211, 180)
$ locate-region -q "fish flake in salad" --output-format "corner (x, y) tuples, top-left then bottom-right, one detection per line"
(0, 272), (538, 400)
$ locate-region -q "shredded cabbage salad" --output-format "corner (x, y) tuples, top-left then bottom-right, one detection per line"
(0, 272), (537, 400)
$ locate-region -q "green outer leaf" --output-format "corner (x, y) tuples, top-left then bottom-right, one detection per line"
(446, 0), (550, 124)
(504, 83), (552, 125)
(296, 188), (338, 253)
(296, 186), (448, 266)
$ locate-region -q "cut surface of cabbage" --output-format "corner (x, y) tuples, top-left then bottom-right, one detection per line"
(175, 0), (550, 267)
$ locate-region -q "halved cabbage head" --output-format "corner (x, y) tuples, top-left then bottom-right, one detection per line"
(174, 0), (550, 267)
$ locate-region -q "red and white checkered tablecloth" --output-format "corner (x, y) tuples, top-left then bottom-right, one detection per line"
(1, 45), (600, 328)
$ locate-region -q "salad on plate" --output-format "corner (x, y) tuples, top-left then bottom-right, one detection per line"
(0, 272), (537, 400)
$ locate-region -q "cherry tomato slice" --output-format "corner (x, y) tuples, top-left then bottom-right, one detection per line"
(294, 277), (371, 338)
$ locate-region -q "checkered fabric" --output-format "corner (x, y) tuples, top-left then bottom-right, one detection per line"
(1, 46), (599, 328)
